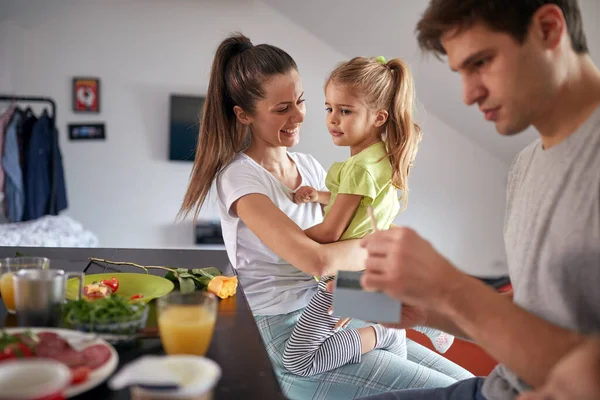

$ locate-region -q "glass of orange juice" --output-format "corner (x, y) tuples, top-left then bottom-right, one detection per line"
(157, 291), (218, 356)
(0, 257), (50, 314)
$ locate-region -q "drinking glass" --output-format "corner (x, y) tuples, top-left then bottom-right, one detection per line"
(0, 257), (50, 314)
(157, 291), (217, 356)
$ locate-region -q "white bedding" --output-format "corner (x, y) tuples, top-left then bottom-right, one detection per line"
(0, 215), (99, 247)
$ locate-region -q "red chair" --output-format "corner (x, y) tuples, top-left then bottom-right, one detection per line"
(407, 330), (498, 376)
(406, 277), (512, 376)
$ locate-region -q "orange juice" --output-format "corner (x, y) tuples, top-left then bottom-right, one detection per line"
(158, 305), (216, 356)
(0, 272), (16, 312)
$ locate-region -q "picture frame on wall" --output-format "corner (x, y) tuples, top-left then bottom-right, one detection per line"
(68, 123), (105, 140)
(72, 77), (100, 113)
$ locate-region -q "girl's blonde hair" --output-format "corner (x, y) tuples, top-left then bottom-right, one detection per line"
(326, 56), (422, 210)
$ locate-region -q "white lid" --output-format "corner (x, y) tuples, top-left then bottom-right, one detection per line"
(109, 355), (221, 398)
(0, 359), (71, 399)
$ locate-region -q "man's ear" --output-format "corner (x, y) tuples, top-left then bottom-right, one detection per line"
(234, 105), (252, 125)
(530, 4), (565, 51)
(374, 110), (389, 128)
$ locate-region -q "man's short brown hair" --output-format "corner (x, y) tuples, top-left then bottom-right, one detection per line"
(416, 0), (589, 56)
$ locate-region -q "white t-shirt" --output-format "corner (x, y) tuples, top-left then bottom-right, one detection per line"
(216, 152), (328, 316)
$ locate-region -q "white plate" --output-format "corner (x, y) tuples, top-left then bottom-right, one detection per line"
(3, 327), (119, 398)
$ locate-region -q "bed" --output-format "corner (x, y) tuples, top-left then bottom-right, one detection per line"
(0, 215), (99, 247)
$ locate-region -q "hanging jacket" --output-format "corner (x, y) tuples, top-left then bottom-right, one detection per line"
(25, 112), (68, 219)
(19, 108), (37, 171)
(49, 114), (68, 215)
(0, 106), (16, 223)
(2, 111), (25, 222)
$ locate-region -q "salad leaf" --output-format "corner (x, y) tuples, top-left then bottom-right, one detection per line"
(63, 295), (146, 326)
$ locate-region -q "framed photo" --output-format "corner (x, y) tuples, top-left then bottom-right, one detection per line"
(72, 77), (100, 112)
(68, 123), (105, 140)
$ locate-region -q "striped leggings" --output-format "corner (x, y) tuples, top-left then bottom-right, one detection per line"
(283, 277), (451, 377)
(283, 277), (407, 377)
(282, 277), (371, 376)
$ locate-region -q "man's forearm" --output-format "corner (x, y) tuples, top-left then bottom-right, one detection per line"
(425, 289), (513, 340)
(440, 275), (585, 388)
(424, 309), (471, 340)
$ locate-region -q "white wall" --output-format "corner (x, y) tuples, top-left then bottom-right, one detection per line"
(0, 0), (508, 275)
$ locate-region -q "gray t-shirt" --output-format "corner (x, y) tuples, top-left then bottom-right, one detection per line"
(482, 105), (600, 399)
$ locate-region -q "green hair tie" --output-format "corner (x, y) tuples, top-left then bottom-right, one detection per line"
(376, 56), (387, 65)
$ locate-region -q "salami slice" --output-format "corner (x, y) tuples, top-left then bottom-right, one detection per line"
(80, 344), (112, 370)
(38, 347), (87, 368)
(6, 331), (112, 374)
(36, 332), (61, 341)
(37, 332), (70, 350)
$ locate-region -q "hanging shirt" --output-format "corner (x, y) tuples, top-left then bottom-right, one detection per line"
(24, 112), (68, 220)
(20, 110), (38, 182)
(48, 114), (68, 215)
(0, 106), (16, 222)
(2, 111), (25, 222)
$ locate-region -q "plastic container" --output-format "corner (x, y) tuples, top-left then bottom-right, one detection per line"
(109, 355), (221, 399)
(0, 359), (71, 400)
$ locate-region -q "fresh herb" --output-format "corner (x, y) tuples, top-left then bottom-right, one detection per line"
(63, 295), (146, 326)
(164, 267), (223, 294)
(0, 330), (37, 360)
(0, 330), (21, 350)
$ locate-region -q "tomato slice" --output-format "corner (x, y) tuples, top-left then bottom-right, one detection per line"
(1, 342), (34, 360)
(70, 366), (91, 385)
(130, 294), (144, 301)
(100, 277), (119, 293)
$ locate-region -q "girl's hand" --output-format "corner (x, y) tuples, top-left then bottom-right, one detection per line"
(293, 186), (318, 204)
(334, 317), (352, 330)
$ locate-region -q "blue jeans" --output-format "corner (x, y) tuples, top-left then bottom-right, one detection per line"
(356, 377), (486, 400)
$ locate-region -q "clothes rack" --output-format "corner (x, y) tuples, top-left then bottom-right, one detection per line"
(0, 94), (60, 215)
(0, 95), (56, 122)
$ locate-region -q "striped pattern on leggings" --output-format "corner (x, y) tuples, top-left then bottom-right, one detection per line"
(282, 277), (363, 377)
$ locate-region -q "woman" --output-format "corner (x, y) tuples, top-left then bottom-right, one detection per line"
(179, 33), (472, 400)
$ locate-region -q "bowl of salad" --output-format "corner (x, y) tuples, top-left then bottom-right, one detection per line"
(66, 273), (175, 303)
(63, 295), (149, 342)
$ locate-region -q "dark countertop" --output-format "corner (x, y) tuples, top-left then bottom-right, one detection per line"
(0, 247), (284, 399)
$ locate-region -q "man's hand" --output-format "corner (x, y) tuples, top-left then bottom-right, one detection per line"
(517, 337), (600, 400)
(360, 227), (465, 311)
(380, 303), (428, 330)
(293, 186), (318, 204)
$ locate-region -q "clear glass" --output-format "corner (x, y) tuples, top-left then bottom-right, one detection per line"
(157, 291), (217, 356)
(0, 257), (50, 314)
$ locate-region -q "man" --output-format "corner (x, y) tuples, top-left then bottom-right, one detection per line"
(357, 0), (600, 399)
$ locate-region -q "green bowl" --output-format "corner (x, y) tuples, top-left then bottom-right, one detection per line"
(66, 273), (174, 303)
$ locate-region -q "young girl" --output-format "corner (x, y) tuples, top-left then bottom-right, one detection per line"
(282, 56), (454, 377)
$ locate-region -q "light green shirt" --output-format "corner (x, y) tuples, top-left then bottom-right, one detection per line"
(324, 142), (400, 240)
